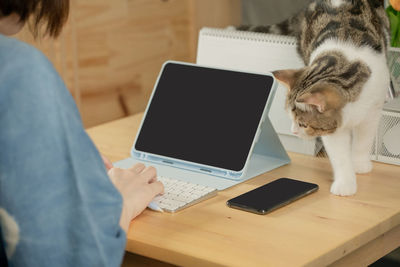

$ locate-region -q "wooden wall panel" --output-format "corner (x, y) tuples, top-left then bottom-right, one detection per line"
(75, 0), (194, 127)
(15, 0), (241, 128)
(188, 0), (242, 61)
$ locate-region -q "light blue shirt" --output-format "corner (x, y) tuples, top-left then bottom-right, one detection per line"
(0, 34), (126, 266)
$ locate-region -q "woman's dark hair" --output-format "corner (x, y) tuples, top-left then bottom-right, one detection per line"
(0, 0), (69, 37)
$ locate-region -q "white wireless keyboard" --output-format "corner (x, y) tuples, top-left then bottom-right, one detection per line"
(152, 176), (218, 212)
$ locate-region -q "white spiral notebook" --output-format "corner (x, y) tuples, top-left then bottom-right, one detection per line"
(196, 27), (321, 155)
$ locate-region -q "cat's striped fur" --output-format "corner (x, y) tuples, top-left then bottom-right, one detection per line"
(239, 0), (389, 64)
(238, 0), (390, 196)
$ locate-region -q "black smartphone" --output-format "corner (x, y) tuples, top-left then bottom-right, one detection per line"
(226, 178), (318, 215)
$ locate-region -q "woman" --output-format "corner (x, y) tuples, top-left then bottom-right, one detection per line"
(0, 1), (163, 266)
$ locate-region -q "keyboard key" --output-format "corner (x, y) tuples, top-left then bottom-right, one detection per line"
(150, 176), (217, 212)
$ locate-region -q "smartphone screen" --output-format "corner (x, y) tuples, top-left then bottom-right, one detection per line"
(226, 178), (318, 214)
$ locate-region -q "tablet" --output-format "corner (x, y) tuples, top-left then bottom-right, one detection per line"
(133, 61), (274, 173)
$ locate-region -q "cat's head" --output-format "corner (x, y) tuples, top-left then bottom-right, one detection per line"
(273, 68), (345, 138)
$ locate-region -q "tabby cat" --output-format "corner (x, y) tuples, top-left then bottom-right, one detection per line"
(239, 0), (390, 196)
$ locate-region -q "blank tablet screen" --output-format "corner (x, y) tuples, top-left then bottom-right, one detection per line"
(134, 62), (274, 172)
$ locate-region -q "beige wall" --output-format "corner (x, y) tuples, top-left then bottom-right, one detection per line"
(16, 0), (241, 127)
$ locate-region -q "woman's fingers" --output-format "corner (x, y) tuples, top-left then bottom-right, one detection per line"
(110, 164), (159, 186)
(129, 163), (146, 173)
(149, 180), (164, 195)
(140, 166), (157, 183)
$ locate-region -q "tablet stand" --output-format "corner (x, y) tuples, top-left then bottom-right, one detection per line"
(240, 115), (291, 181)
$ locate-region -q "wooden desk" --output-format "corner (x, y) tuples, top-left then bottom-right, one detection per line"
(87, 113), (400, 267)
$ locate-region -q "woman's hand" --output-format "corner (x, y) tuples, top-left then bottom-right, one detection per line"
(101, 154), (114, 171)
(107, 163), (164, 232)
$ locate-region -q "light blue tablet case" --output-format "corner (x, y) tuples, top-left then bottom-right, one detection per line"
(115, 61), (290, 190)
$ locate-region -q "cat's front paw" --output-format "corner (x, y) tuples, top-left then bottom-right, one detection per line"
(353, 160), (372, 174)
(330, 179), (357, 196)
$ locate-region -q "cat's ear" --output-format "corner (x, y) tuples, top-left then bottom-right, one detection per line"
(296, 92), (326, 113)
(296, 86), (343, 113)
(272, 69), (302, 90)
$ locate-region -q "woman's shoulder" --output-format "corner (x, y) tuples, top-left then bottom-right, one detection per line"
(0, 34), (68, 111)
(0, 35), (63, 97)
(0, 34), (53, 75)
